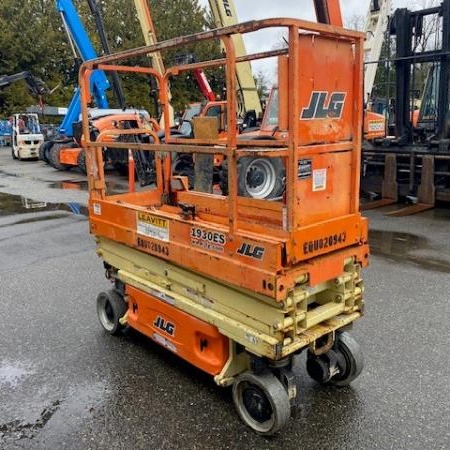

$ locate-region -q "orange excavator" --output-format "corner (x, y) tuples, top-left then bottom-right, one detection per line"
(84, 0), (369, 435)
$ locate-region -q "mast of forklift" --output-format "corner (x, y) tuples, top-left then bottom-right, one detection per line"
(133, 0), (175, 127)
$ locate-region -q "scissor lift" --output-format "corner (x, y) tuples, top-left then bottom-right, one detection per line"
(80, 18), (369, 435)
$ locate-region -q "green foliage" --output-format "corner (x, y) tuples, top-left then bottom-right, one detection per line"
(0, 0), (222, 117)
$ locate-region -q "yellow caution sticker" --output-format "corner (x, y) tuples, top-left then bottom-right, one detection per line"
(137, 212), (170, 242)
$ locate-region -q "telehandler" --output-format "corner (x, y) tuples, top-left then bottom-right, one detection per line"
(81, 13), (369, 435)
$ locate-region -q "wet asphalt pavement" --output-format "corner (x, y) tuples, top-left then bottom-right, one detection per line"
(0, 150), (449, 449)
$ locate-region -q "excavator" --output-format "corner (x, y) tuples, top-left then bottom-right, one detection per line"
(83, 0), (370, 435)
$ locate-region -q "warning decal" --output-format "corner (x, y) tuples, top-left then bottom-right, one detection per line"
(312, 168), (327, 192)
(137, 212), (170, 242)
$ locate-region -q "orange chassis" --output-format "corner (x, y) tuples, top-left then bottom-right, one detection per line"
(81, 17), (369, 435)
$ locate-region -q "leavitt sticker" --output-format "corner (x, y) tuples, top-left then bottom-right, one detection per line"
(137, 212), (169, 242)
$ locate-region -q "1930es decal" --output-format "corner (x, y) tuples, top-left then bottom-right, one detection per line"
(190, 227), (226, 253)
(303, 232), (347, 255)
(301, 91), (347, 120)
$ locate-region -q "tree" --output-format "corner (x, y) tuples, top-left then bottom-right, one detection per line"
(0, 0), (222, 117)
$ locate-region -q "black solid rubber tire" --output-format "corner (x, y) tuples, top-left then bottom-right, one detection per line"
(48, 142), (74, 171)
(77, 149), (87, 174)
(328, 332), (364, 387)
(11, 147), (18, 160)
(96, 289), (128, 336)
(232, 371), (291, 435)
(39, 141), (53, 163)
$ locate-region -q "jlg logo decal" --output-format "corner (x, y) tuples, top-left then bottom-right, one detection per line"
(237, 243), (265, 260)
(154, 316), (175, 336)
(300, 91), (347, 120)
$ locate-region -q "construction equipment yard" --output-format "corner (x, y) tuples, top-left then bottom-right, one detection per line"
(1, 0), (450, 448)
(1, 150), (449, 449)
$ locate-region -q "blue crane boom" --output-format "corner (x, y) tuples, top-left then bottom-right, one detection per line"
(56, 0), (110, 136)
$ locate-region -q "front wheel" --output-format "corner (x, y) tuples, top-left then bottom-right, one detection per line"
(232, 371), (291, 435)
(11, 147), (18, 160)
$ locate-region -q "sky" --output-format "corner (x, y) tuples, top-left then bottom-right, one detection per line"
(197, 0), (426, 81)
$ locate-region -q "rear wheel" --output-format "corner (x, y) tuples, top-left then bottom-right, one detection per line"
(232, 371), (290, 435)
(96, 290), (128, 336)
(39, 141), (52, 163)
(306, 332), (364, 387)
(327, 332), (364, 387)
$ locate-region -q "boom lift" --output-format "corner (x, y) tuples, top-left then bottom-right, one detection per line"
(41, 0), (111, 169)
(41, 0), (156, 182)
(82, 11), (369, 435)
(133, 0), (175, 127)
(209, 0), (262, 118)
(363, 0), (392, 104)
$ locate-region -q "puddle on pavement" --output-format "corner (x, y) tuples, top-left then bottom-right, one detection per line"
(369, 229), (450, 273)
(428, 207), (450, 221)
(49, 179), (125, 195)
(48, 180), (89, 191)
(0, 193), (87, 217)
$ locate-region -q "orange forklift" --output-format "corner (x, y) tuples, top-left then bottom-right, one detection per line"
(81, 4), (369, 436)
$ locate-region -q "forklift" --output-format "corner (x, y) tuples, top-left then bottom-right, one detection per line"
(81, 5), (369, 436)
(0, 72), (47, 159)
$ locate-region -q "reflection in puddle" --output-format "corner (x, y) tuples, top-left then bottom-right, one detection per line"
(49, 179), (125, 195)
(0, 193), (87, 216)
(0, 362), (34, 388)
(369, 229), (450, 273)
(369, 230), (427, 256)
(48, 180), (89, 191)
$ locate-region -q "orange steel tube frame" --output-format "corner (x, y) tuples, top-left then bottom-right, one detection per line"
(80, 18), (364, 233)
(79, 19), (367, 300)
